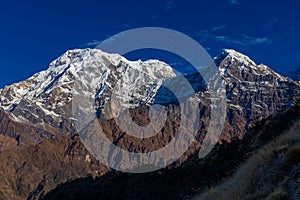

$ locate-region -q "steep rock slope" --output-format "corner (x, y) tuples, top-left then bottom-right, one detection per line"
(216, 49), (299, 140)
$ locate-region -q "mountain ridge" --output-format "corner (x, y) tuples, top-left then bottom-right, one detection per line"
(0, 48), (299, 199)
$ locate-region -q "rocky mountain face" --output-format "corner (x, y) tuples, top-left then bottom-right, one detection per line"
(0, 48), (299, 199)
(216, 49), (299, 140)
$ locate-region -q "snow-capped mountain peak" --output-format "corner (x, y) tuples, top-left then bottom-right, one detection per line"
(0, 49), (176, 127)
(221, 49), (257, 67)
(215, 49), (288, 82)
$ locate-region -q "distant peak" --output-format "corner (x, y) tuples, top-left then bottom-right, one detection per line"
(222, 49), (239, 55)
(216, 49), (289, 82)
(214, 49), (257, 67)
(223, 49), (256, 63)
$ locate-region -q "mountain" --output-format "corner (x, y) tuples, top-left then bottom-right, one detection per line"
(0, 48), (299, 199)
(0, 49), (175, 143)
(216, 49), (299, 140)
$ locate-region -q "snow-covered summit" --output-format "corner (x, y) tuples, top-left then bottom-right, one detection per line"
(48, 49), (175, 79)
(215, 49), (288, 82)
(221, 49), (257, 67)
(0, 48), (176, 126)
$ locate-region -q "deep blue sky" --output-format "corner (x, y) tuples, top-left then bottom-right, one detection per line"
(0, 0), (299, 87)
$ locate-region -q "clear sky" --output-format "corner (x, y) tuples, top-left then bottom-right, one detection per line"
(0, 0), (299, 87)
